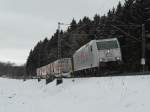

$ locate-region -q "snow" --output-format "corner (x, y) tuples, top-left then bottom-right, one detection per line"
(0, 75), (150, 112)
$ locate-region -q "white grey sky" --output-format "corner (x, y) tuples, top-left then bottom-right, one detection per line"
(0, 0), (124, 65)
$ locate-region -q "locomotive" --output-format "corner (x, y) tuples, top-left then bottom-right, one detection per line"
(73, 38), (122, 76)
(36, 38), (122, 79)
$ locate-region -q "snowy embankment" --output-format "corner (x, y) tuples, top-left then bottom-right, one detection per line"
(0, 75), (150, 112)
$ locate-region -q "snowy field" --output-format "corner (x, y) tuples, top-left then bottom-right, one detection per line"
(0, 75), (150, 112)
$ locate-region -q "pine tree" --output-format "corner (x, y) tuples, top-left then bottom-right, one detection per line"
(68, 18), (77, 32)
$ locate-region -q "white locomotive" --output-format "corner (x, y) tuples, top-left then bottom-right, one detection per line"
(36, 38), (122, 78)
(72, 38), (122, 76)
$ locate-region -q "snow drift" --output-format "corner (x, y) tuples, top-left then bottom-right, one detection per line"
(0, 75), (150, 112)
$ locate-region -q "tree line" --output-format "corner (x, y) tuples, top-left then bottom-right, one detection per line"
(0, 62), (26, 78)
(26, 0), (150, 76)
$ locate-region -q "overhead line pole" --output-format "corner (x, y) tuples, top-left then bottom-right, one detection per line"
(58, 22), (61, 61)
(141, 24), (146, 72)
(57, 22), (71, 85)
(57, 22), (63, 85)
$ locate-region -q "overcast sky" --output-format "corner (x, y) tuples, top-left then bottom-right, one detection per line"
(0, 0), (124, 65)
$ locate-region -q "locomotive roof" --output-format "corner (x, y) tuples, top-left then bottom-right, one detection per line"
(96, 38), (118, 42)
(74, 38), (118, 54)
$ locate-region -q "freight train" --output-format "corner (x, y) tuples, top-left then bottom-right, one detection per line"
(36, 38), (122, 79)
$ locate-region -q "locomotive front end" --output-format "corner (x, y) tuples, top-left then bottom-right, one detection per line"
(96, 38), (122, 63)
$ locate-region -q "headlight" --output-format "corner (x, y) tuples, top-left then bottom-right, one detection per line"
(116, 57), (120, 60)
(100, 58), (105, 62)
(100, 58), (102, 62)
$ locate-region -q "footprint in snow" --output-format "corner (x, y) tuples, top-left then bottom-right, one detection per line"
(8, 93), (16, 99)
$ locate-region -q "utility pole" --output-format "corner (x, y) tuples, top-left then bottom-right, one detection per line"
(58, 22), (61, 61)
(141, 24), (146, 72)
(57, 22), (63, 85)
(57, 22), (71, 85)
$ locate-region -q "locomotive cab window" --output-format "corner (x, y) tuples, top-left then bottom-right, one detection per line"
(96, 40), (118, 50)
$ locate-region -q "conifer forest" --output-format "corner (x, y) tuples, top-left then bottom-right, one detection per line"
(26, 0), (150, 76)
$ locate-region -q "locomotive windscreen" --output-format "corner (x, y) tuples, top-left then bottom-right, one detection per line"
(96, 40), (118, 50)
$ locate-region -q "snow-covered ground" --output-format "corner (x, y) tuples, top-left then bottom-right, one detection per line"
(0, 75), (150, 112)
